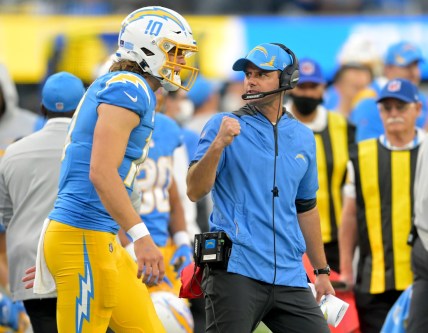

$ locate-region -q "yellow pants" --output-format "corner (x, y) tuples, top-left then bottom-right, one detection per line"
(44, 220), (166, 333)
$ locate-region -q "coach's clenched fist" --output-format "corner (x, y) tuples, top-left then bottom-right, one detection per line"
(214, 116), (241, 148)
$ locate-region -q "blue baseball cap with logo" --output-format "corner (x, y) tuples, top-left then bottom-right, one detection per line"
(298, 57), (326, 84)
(42, 72), (85, 112)
(376, 78), (419, 104)
(384, 41), (424, 67)
(232, 43), (292, 72)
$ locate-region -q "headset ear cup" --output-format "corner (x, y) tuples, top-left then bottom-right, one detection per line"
(270, 42), (299, 90)
(279, 70), (288, 88)
(289, 70), (300, 88)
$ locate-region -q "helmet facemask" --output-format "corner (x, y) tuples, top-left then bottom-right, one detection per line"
(155, 38), (198, 92)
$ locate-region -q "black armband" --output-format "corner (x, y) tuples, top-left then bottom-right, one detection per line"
(295, 198), (317, 213)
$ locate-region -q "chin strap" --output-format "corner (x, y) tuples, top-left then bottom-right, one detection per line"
(160, 73), (181, 92)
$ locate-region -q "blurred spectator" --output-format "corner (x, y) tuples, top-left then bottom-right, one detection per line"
(407, 135), (428, 333)
(363, 0), (419, 14)
(350, 41), (428, 142)
(324, 63), (373, 118)
(0, 62), (37, 308)
(324, 33), (381, 117)
(161, 89), (199, 166)
(191, 0), (274, 14)
(160, 89), (205, 333)
(185, 75), (220, 235)
(161, 89), (201, 238)
(191, 0), (366, 14)
(287, 58), (355, 273)
(219, 73), (246, 113)
(162, 89), (194, 128)
(186, 75), (220, 135)
(340, 78), (423, 333)
(336, 33), (383, 78)
(0, 64), (37, 158)
(62, 0), (113, 15)
(0, 72), (85, 332)
(184, 76), (220, 333)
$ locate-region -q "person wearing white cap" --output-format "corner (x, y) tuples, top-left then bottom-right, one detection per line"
(187, 43), (334, 333)
(0, 71), (85, 332)
(340, 78), (424, 333)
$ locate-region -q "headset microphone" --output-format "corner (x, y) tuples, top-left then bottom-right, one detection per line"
(242, 86), (288, 100)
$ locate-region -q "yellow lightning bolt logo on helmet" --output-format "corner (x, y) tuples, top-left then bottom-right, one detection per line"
(122, 7), (186, 32)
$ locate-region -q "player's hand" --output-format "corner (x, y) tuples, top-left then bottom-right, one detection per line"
(314, 275), (335, 303)
(21, 266), (36, 290)
(133, 236), (165, 286)
(215, 116), (241, 147)
(170, 244), (193, 278)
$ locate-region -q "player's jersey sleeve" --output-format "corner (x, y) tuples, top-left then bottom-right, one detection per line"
(96, 72), (153, 119)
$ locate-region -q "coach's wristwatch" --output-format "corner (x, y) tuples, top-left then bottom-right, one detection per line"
(313, 265), (331, 276)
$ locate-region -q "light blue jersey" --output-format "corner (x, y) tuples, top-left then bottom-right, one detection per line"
(136, 113), (182, 246)
(49, 71), (156, 233)
(193, 107), (318, 287)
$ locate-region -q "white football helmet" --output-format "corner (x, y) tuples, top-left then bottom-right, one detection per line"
(337, 33), (383, 77)
(116, 6), (199, 92)
(151, 291), (194, 333)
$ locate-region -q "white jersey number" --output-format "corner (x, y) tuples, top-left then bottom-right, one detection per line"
(136, 156), (172, 215)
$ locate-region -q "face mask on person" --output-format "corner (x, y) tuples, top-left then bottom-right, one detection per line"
(290, 95), (323, 116)
(221, 93), (245, 112)
(175, 99), (194, 125)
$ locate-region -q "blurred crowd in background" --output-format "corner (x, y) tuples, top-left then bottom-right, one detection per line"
(1, 0), (428, 15)
(2, 1), (428, 115)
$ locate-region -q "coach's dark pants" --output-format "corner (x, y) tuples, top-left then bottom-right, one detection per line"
(202, 267), (330, 333)
(407, 237), (428, 333)
(23, 298), (58, 333)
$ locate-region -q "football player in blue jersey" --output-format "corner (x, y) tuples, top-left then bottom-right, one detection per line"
(136, 112), (192, 282)
(33, 6), (198, 333)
